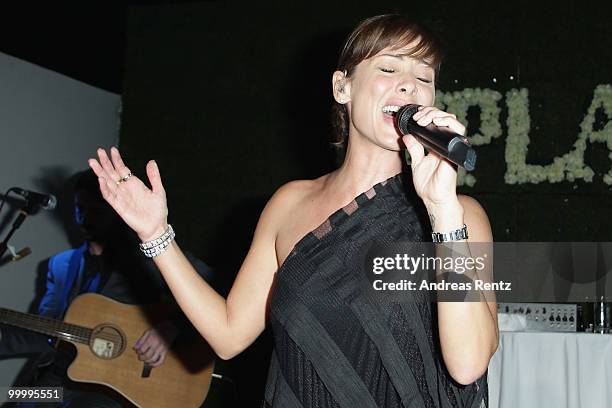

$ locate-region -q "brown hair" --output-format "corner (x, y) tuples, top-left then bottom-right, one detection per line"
(331, 14), (444, 149)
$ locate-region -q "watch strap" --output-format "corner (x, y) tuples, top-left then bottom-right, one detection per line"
(431, 224), (468, 243)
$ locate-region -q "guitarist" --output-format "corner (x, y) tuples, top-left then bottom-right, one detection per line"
(0, 170), (214, 407)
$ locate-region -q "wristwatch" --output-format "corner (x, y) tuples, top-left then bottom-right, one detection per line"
(431, 224), (468, 243)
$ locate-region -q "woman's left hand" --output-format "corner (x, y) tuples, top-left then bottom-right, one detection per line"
(402, 106), (467, 209)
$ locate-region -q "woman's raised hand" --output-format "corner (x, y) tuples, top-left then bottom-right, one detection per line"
(88, 147), (168, 242)
(402, 106), (466, 209)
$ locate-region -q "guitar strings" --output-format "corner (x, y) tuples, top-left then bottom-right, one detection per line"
(1, 309), (126, 346)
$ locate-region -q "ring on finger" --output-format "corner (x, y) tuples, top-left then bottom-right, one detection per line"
(116, 171), (132, 185)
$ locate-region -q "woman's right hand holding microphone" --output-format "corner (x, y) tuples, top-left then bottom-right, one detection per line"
(88, 147), (169, 242)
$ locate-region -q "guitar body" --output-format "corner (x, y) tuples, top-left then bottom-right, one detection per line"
(63, 293), (214, 408)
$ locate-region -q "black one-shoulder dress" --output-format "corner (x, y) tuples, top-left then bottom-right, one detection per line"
(263, 172), (487, 408)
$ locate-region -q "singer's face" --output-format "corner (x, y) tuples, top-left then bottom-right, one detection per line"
(345, 45), (435, 150)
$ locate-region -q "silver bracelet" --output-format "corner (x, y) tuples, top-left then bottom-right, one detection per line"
(431, 224), (468, 243)
(139, 224), (175, 257)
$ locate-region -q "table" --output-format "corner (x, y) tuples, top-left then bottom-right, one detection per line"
(488, 332), (612, 408)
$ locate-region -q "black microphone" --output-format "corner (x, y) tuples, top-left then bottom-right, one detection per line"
(395, 104), (477, 171)
(11, 188), (57, 210)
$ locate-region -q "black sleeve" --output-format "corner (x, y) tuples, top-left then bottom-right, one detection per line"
(1, 256), (59, 359)
(0, 323), (55, 359)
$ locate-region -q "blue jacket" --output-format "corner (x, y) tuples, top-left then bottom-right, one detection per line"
(38, 243), (95, 319)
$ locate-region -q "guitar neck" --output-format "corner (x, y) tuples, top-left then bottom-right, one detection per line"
(0, 308), (91, 345)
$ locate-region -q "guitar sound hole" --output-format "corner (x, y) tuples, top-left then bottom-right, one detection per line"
(89, 324), (126, 359)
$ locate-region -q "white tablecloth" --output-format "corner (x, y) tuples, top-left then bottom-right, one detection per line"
(488, 332), (612, 408)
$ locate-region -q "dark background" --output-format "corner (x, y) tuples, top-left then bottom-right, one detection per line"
(2, 0), (611, 405)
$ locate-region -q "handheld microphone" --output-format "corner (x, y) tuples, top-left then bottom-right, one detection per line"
(394, 104), (477, 171)
(11, 188), (57, 210)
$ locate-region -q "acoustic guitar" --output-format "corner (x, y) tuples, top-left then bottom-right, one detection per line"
(0, 293), (215, 408)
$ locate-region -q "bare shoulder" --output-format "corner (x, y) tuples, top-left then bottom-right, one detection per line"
(267, 179), (316, 214)
(272, 179), (316, 202)
(457, 194), (493, 242)
(258, 178), (320, 233)
(241, 178), (319, 274)
(457, 195), (487, 218)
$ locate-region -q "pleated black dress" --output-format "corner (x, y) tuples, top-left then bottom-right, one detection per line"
(264, 172), (487, 408)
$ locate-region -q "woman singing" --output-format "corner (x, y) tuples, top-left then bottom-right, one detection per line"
(89, 14), (498, 408)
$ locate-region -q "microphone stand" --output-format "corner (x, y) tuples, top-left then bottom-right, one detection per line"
(0, 202), (36, 263)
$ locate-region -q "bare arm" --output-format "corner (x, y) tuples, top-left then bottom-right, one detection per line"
(431, 195), (498, 385)
(88, 147), (289, 359)
(403, 107), (498, 385)
(146, 195), (281, 359)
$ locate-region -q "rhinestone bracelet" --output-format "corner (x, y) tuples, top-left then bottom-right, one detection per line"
(139, 224), (175, 258)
